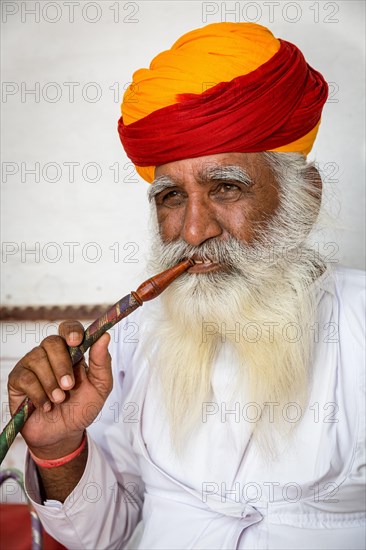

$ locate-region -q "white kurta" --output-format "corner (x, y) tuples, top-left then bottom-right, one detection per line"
(25, 266), (366, 549)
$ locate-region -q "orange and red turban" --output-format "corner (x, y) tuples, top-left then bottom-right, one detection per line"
(118, 23), (328, 183)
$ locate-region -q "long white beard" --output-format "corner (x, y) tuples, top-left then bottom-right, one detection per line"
(146, 153), (325, 453)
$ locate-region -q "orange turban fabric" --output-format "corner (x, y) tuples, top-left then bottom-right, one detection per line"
(119, 23), (328, 183)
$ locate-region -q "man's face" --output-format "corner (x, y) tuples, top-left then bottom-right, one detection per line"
(153, 152), (280, 273)
(149, 152), (320, 447)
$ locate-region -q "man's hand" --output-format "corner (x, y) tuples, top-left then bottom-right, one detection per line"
(8, 320), (112, 460)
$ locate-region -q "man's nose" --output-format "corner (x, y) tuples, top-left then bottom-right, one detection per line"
(180, 196), (222, 246)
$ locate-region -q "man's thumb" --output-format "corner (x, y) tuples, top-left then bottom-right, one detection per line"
(88, 333), (112, 385)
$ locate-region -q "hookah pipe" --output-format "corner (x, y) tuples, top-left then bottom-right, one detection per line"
(0, 258), (194, 464)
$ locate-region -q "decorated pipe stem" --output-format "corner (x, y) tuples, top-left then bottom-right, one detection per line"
(0, 259), (194, 464)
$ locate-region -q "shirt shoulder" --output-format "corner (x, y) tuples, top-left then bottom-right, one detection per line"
(333, 265), (365, 332)
(334, 265), (365, 296)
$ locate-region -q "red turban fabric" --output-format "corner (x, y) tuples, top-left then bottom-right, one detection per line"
(118, 23), (328, 183)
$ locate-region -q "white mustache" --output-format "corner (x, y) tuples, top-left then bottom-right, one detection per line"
(154, 236), (259, 272)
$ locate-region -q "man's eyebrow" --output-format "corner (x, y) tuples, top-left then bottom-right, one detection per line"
(148, 176), (176, 201)
(202, 165), (252, 186)
(148, 165), (252, 202)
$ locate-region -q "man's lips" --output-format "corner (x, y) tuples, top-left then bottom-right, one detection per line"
(187, 258), (221, 274)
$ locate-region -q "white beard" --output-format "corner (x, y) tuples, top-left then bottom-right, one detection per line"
(145, 153), (325, 454)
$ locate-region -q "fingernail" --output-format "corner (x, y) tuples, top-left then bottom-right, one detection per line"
(69, 332), (80, 344)
(43, 401), (51, 412)
(52, 388), (64, 402)
(61, 375), (72, 389)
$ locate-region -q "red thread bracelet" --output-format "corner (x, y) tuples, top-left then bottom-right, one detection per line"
(29, 432), (87, 469)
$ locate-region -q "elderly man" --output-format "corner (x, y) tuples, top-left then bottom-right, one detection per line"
(8, 23), (365, 549)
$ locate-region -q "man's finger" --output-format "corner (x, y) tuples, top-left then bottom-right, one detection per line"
(41, 335), (75, 391)
(58, 319), (85, 347)
(8, 362), (52, 413)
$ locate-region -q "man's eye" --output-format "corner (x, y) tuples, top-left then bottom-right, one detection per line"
(159, 190), (185, 207)
(213, 183), (243, 201)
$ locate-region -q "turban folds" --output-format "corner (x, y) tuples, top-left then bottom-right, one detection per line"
(118, 23), (328, 183)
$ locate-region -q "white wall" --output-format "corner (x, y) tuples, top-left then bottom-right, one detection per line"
(0, 1), (365, 498)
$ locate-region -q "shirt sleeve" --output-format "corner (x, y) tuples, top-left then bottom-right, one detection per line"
(24, 433), (142, 550)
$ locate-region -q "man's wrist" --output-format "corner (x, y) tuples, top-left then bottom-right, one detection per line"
(29, 432), (87, 469)
(27, 431), (86, 461)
